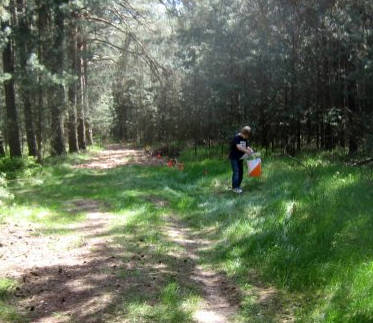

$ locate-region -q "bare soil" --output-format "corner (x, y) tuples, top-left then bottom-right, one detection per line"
(73, 144), (165, 169)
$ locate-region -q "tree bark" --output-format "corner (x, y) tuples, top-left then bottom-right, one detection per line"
(0, 135), (5, 157)
(16, 0), (38, 157)
(83, 40), (92, 146)
(35, 0), (49, 161)
(2, 14), (22, 157)
(67, 19), (79, 153)
(50, 3), (66, 156)
(85, 121), (93, 146)
(77, 29), (86, 150)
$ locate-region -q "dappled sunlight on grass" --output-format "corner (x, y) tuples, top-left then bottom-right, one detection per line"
(172, 154), (373, 320)
(1, 205), (86, 228)
(124, 283), (200, 323)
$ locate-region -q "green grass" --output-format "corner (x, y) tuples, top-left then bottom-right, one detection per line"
(0, 146), (372, 322)
(0, 278), (24, 322)
(176, 150), (373, 322)
(122, 282), (200, 322)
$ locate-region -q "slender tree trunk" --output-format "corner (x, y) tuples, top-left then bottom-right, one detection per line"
(348, 79), (358, 154)
(83, 41), (93, 146)
(50, 3), (66, 156)
(17, 0), (38, 157)
(85, 121), (93, 146)
(22, 94), (38, 156)
(67, 107), (79, 152)
(35, 0), (48, 161)
(260, 107), (267, 148)
(67, 20), (79, 153)
(77, 33), (86, 150)
(0, 135), (5, 157)
(2, 16), (22, 157)
(36, 85), (43, 161)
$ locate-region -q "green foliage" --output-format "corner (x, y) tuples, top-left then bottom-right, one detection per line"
(0, 278), (23, 322)
(0, 157), (40, 179)
(0, 278), (17, 300)
(26, 53), (78, 87)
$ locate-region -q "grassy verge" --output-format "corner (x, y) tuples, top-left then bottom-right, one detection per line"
(175, 149), (373, 322)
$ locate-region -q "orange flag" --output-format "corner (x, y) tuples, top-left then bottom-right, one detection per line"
(248, 158), (262, 177)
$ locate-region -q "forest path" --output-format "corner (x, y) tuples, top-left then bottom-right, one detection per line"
(0, 146), (285, 322)
(73, 143), (164, 169)
(163, 215), (240, 322)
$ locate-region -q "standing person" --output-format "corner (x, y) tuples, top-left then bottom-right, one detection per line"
(229, 126), (254, 193)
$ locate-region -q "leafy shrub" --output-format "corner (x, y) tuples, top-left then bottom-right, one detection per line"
(0, 156), (41, 179)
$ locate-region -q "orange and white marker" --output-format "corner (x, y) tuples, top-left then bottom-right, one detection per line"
(248, 158), (262, 177)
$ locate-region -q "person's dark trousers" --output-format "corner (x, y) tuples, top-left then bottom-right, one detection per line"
(231, 158), (243, 189)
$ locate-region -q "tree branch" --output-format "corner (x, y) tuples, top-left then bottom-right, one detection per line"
(351, 158), (373, 167)
(87, 37), (125, 51)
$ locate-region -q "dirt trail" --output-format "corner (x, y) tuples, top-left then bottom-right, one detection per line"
(1, 201), (120, 322)
(73, 144), (164, 169)
(164, 217), (240, 323)
(0, 146), (158, 322)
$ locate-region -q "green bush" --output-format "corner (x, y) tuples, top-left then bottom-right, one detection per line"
(0, 156), (40, 179)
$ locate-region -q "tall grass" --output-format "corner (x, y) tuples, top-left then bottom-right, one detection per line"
(176, 150), (373, 322)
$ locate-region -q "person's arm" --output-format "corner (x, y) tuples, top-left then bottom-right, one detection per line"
(236, 144), (254, 155)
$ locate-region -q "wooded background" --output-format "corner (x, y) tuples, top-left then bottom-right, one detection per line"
(0, 0), (372, 159)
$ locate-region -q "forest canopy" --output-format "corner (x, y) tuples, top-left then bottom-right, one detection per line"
(0, 0), (372, 158)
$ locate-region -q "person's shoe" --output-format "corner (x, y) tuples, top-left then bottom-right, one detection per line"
(232, 188), (242, 194)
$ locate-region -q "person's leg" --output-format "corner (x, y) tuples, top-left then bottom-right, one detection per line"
(238, 160), (244, 188)
(231, 159), (240, 189)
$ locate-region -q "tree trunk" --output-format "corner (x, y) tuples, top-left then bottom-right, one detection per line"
(36, 85), (43, 161)
(83, 41), (92, 146)
(17, 0), (38, 157)
(23, 95), (38, 156)
(67, 107), (79, 153)
(85, 121), (93, 146)
(35, 0), (48, 161)
(50, 3), (66, 156)
(348, 79), (358, 154)
(67, 20), (79, 153)
(0, 134), (5, 157)
(2, 17), (22, 157)
(77, 32), (86, 150)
